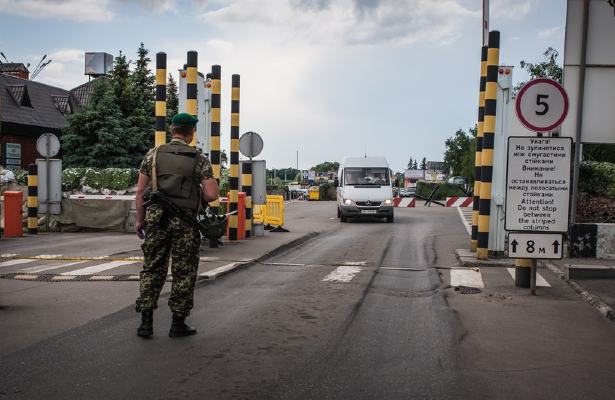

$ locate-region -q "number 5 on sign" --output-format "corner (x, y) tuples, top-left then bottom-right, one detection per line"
(515, 78), (569, 133)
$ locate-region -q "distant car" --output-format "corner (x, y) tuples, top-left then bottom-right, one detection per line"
(399, 187), (416, 198)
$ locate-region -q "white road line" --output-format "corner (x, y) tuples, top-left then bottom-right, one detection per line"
(450, 269), (484, 288)
(322, 266), (362, 283)
(506, 268), (551, 287)
(62, 260), (137, 276)
(457, 207), (472, 236)
(0, 259), (35, 268)
(199, 262), (240, 279)
(22, 261), (87, 273)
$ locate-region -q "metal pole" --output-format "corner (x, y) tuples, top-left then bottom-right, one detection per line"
(27, 164), (38, 234)
(228, 74), (240, 241)
(530, 259), (537, 296)
(186, 51), (198, 147)
(45, 138), (50, 232)
(471, 45), (488, 252)
(155, 52), (167, 146)
(570, 0), (590, 229)
(210, 65), (222, 208)
(242, 159), (253, 238)
(477, 31), (500, 260)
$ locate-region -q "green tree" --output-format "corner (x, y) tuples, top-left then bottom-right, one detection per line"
(443, 127), (476, 182)
(420, 157), (427, 170)
(166, 73), (179, 140)
(313, 161), (340, 173)
(513, 47), (562, 96)
(62, 79), (128, 167)
(406, 157), (414, 170)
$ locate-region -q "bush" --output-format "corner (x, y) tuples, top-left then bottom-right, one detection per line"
(578, 161), (615, 198)
(416, 181), (466, 200)
(576, 193), (615, 223)
(79, 168), (139, 191)
(62, 168), (86, 191)
(13, 169), (28, 185)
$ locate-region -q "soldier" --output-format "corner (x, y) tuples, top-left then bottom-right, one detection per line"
(135, 113), (219, 338)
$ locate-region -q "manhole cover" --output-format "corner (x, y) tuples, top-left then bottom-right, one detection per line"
(455, 286), (482, 294)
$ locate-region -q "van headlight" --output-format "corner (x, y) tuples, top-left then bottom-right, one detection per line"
(344, 199), (353, 206)
(384, 199), (393, 205)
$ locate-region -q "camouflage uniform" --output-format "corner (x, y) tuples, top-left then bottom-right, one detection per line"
(135, 138), (214, 317)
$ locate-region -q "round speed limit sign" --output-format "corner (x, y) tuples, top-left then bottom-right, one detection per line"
(515, 78), (569, 132)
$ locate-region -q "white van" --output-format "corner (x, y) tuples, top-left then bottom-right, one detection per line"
(336, 156), (394, 223)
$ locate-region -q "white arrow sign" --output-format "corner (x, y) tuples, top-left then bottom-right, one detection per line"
(508, 232), (563, 259)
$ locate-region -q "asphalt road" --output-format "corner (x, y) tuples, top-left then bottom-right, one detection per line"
(1, 202), (614, 399)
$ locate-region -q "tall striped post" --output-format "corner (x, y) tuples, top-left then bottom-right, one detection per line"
(27, 164), (38, 234)
(186, 51), (198, 147)
(242, 162), (252, 238)
(228, 74), (240, 240)
(477, 31), (500, 260)
(471, 46), (488, 252)
(209, 65), (222, 208)
(155, 52), (167, 146)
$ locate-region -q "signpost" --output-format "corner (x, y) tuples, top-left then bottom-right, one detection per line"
(35, 133), (62, 232)
(507, 78), (570, 294)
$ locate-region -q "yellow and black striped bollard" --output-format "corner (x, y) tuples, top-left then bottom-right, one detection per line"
(477, 31), (500, 260)
(228, 74), (240, 240)
(242, 162), (252, 238)
(186, 51), (198, 147)
(471, 45), (488, 252)
(155, 52), (167, 146)
(27, 164), (38, 234)
(210, 65), (222, 208)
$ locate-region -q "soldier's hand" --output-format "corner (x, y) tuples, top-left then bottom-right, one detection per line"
(136, 221), (146, 239)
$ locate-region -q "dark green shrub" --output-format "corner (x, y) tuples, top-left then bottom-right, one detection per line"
(416, 182), (466, 200)
(578, 161), (615, 198)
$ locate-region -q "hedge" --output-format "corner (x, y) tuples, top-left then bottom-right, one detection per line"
(578, 161), (615, 198)
(416, 182), (466, 200)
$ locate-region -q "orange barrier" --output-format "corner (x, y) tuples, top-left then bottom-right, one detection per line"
(3, 191), (23, 237)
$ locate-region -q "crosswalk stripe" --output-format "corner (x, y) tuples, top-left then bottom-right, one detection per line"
(62, 260), (137, 276)
(0, 259), (34, 267)
(322, 266), (362, 283)
(506, 268), (551, 287)
(22, 261), (87, 273)
(450, 269), (484, 288)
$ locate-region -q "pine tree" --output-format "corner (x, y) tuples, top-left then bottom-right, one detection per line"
(420, 157), (427, 170)
(166, 73), (179, 141)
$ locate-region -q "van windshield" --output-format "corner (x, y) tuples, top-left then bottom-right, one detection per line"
(344, 168), (390, 186)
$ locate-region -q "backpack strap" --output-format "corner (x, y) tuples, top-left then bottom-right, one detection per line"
(151, 146), (160, 192)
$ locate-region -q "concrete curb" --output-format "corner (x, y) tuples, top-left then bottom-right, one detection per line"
(196, 232), (320, 283)
(545, 262), (615, 322)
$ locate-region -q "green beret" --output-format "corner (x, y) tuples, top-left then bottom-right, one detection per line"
(172, 113), (198, 127)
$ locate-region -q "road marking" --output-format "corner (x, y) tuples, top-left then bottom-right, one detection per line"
(199, 262), (240, 279)
(62, 260), (137, 276)
(0, 259), (34, 267)
(343, 261), (367, 266)
(322, 266), (362, 283)
(506, 268), (551, 287)
(457, 207), (472, 235)
(21, 261), (87, 273)
(450, 269), (484, 288)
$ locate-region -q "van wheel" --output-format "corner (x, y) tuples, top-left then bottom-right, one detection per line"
(341, 215), (347, 223)
(386, 216), (394, 223)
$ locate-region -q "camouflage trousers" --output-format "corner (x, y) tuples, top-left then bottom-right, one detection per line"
(135, 205), (201, 317)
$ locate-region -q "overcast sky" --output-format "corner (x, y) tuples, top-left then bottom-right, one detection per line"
(0, 0), (566, 171)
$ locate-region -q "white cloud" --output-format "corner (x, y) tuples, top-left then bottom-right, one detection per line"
(200, 0), (479, 47)
(491, 0), (535, 20)
(0, 0), (114, 21)
(537, 26), (560, 39)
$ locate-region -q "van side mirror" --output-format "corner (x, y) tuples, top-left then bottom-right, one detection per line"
(334, 178), (339, 188)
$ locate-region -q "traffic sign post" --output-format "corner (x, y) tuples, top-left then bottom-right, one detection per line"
(508, 78), (571, 294)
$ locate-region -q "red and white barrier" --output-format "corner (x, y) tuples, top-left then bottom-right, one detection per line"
(393, 197), (416, 208)
(446, 197), (473, 207)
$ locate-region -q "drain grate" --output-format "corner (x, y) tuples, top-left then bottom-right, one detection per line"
(455, 285), (482, 294)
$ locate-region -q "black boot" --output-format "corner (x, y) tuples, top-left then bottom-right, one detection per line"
(169, 314), (197, 337)
(137, 309), (153, 337)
